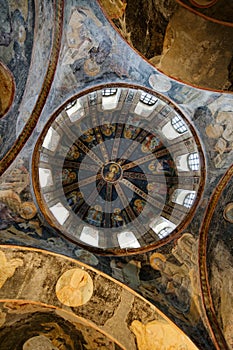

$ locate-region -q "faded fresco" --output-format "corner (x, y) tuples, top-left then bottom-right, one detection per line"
(0, 246), (199, 350)
(0, 0), (55, 160)
(205, 175), (233, 349)
(99, 0), (233, 92)
(0, 158), (37, 227)
(177, 0), (233, 25)
(0, 1), (232, 349)
(131, 319), (196, 350)
(109, 232), (214, 349)
(0, 303), (123, 350)
(0, 0), (35, 157)
(0, 61), (15, 118)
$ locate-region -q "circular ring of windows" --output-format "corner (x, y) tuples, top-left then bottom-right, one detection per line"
(32, 85), (205, 255)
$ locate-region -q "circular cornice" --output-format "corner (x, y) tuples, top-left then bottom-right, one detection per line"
(32, 84), (205, 255)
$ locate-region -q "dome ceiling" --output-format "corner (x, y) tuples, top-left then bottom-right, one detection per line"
(0, 0), (233, 349)
(33, 86), (204, 254)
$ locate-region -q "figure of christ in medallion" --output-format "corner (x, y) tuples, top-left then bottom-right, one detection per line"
(102, 162), (122, 183)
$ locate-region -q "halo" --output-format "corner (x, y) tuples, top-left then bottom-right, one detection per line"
(150, 252), (167, 270)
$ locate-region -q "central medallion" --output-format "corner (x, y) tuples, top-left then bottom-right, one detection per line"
(102, 162), (122, 183)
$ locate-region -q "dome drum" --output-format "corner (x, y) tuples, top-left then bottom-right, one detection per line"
(32, 86), (204, 255)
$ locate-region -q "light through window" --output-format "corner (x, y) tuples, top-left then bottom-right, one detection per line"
(158, 227), (172, 238)
(102, 88), (117, 96)
(188, 152), (200, 171)
(171, 115), (188, 133)
(183, 192), (196, 208)
(140, 92), (157, 106)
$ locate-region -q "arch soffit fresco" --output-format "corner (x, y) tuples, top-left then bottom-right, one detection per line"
(0, 245), (199, 350)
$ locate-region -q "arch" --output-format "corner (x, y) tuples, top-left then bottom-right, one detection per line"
(39, 168), (53, 188)
(80, 226), (99, 247)
(172, 189), (196, 207)
(49, 202), (69, 225)
(102, 87), (120, 110)
(134, 91), (158, 117)
(117, 231), (140, 249)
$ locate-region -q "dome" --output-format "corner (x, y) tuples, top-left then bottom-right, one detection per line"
(33, 86), (204, 254)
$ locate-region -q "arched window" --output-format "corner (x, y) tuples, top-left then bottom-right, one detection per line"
(65, 99), (83, 122)
(102, 88), (117, 96)
(176, 154), (190, 172)
(102, 88), (120, 110)
(39, 168), (53, 188)
(80, 226), (99, 247)
(149, 217), (176, 235)
(50, 202), (69, 225)
(117, 231), (140, 249)
(65, 100), (76, 111)
(134, 91), (157, 117)
(42, 127), (60, 152)
(158, 227), (173, 238)
(188, 152), (200, 171)
(183, 192), (196, 208)
(171, 115), (188, 134)
(172, 189), (196, 208)
(140, 92), (157, 106)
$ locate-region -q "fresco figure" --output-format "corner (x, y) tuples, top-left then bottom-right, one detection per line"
(80, 129), (95, 143)
(101, 122), (115, 137)
(141, 134), (160, 153)
(23, 335), (59, 350)
(147, 182), (167, 195)
(67, 191), (83, 208)
(203, 106), (233, 168)
(111, 208), (124, 227)
(0, 250), (23, 289)
(131, 319), (196, 350)
(103, 163), (121, 182)
(149, 157), (174, 176)
(56, 268), (93, 307)
(133, 199), (145, 215)
(210, 242), (233, 349)
(66, 145), (80, 160)
(124, 124), (140, 139)
(62, 169), (77, 185)
(150, 234), (202, 322)
(62, 7), (112, 80)
(86, 205), (103, 227)
(150, 252), (191, 313)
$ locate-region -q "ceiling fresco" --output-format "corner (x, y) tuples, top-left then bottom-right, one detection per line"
(199, 166), (233, 349)
(33, 86), (204, 254)
(0, 0), (233, 349)
(0, 246), (199, 350)
(0, 0), (35, 156)
(0, 0), (62, 168)
(98, 0), (233, 92)
(177, 0), (233, 24)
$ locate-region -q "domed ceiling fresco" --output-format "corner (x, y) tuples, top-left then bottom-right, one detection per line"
(0, 0), (233, 349)
(33, 86), (204, 254)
